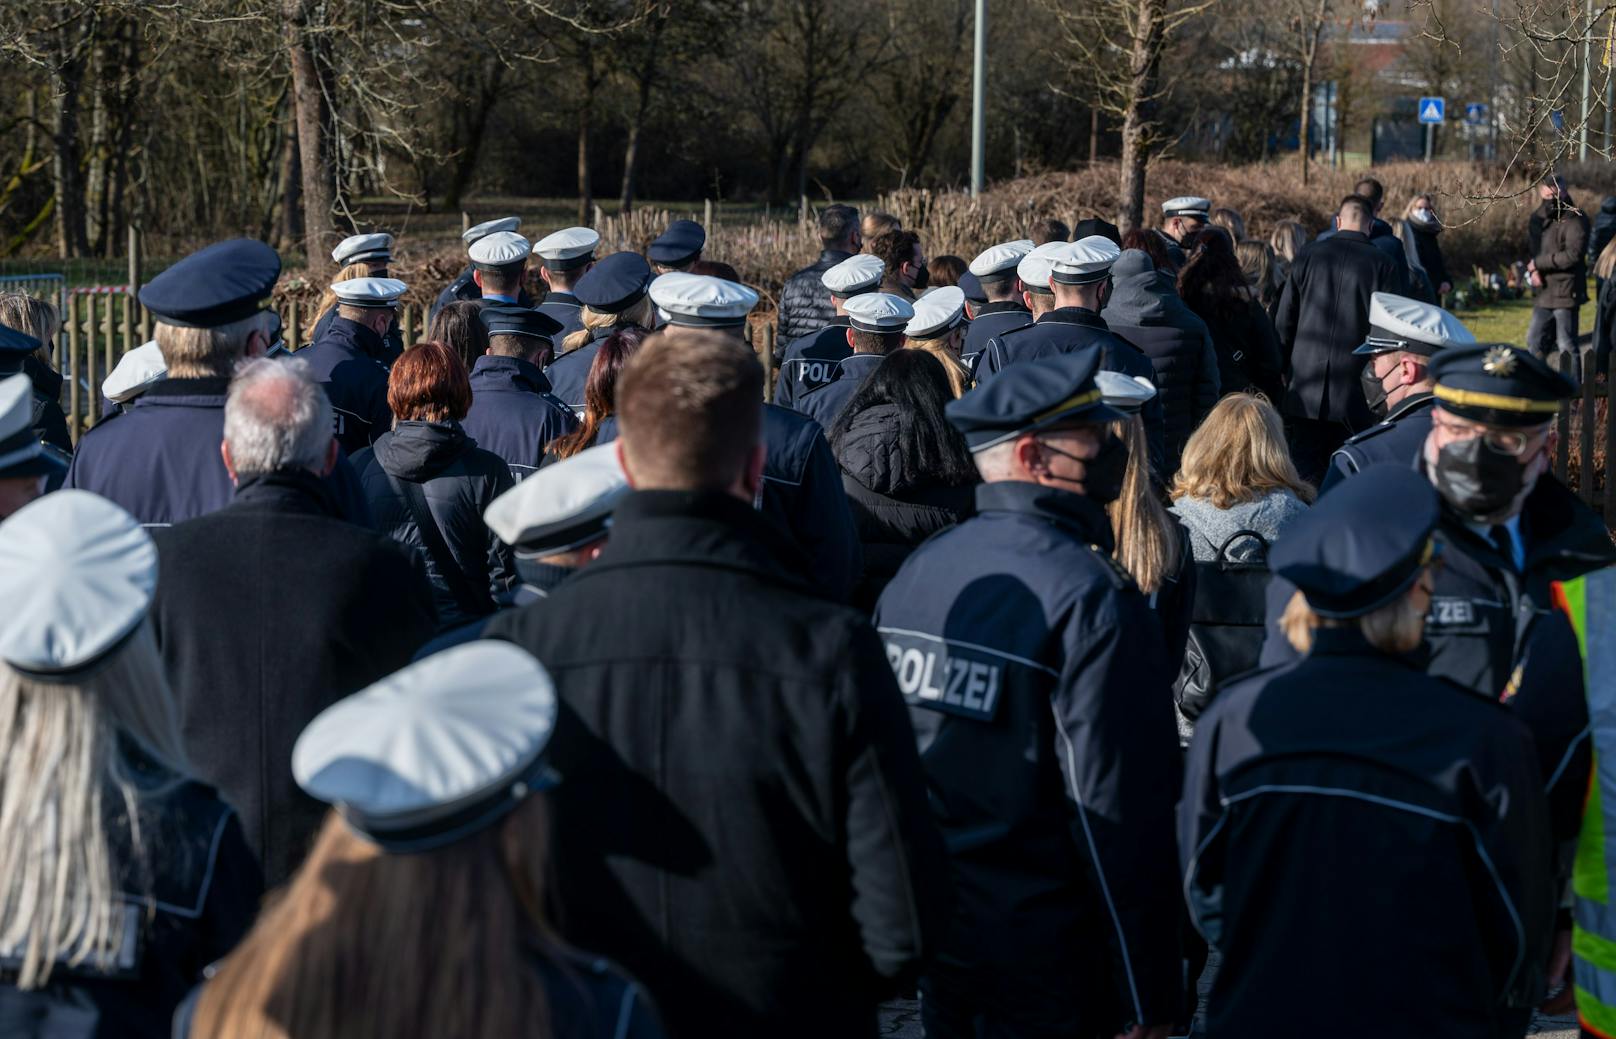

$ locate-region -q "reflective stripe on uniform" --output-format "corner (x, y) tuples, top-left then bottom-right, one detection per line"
(1560, 569), (1616, 1036)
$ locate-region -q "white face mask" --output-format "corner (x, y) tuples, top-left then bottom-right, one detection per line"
(1413, 207), (1434, 224)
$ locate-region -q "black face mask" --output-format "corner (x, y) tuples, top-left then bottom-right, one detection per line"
(910, 265), (930, 291)
(1046, 433), (1129, 505)
(1428, 436), (1540, 522)
(1360, 361), (1391, 418)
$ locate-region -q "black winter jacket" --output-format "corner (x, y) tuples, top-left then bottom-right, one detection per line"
(1104, 250), (1220, 471)
(352, 421), (516, 630)
(778, 248), (855, 341)
(833, 402), (975, 611)
(485, 491), (951, 1039)
(1182, 292), (1285, 402)
(1274, 229), (1406, 428)
(150, 469), (437, 886)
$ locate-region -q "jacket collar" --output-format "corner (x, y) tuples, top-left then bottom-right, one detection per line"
(818, 248), (854, 266)
(580, 490), (813, 592)
(515, 557), (576, 594)
(136, 375), (230, 405)
(974, 480), (1115, 553)
(976, 300), (1030, 317)
(543, 291), (580, 307)
(1386, 390), (1435, 423)
(470, 354), (555, 394)
(1037, 306), (1108, 329)
(1435, 472), (1616, 575)
(1332, 230), (1371, 244)
(1306, 626), (1427, 669)
(231, 468), (340, 516)
(326, 316), (387, 361)
(838, 352), (887, 375)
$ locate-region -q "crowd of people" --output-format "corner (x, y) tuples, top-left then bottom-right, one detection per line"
(0, 170), (1613, 1039)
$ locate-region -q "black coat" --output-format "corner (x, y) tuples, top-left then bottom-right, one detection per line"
(832, 401), (975, 610)
(352, 421), (516, 630)
(461, 354), (579, 480)
(1597, 271), (1616, 375)
(1274, 229), (1406, 428)
(874, 482), (1184, 1034)
(0, 760), (261, 1039)
(1104, 254), (1221, 471)
(1410, 223), (1451, 295)
(296, 316), (394, 456)
(1182, 628), (1555, 1036)
(1183, 293), (1285, 403)
(778, 248), (854, 341)
(149, 470), (437, 886)
(484, 491), (951, 1039)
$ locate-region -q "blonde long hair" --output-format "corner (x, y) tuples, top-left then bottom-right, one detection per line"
(191, 796), (557, 1039)
(0, 622), (188, 989)
(1596, 237), (1616, 282)
(313, 262), (377, 326)
(905, 332), (971, 398)
(0, 292), (61, 366)
(1106, 414), (1181, 595)
(1170, 393), (1316, 508)
(559, 296), (656, 356)
(1279, 583), (1428, 656)
(1269, 220), (1307, 265)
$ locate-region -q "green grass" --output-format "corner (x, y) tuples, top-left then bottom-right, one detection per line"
(1450, 293), (1597, 348)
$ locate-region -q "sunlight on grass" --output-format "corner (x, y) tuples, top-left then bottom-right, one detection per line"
(1451, 292), (1597, 347)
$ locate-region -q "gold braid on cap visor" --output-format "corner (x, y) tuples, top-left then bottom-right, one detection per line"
(1432, 385), (1561, 414)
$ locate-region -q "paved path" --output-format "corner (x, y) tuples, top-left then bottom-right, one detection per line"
(878, 1000), (1579, 1037)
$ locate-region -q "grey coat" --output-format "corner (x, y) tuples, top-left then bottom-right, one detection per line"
(1170, 489), (1310, 562)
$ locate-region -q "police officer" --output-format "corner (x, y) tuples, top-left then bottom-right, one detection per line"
(0, 324), (70, 455)
(1158, 195), (1212, 270)
(545, 252), (655, 414)
(415, 442), (629, 658)
(1321, 291), (1475, 493)
(978, 237), (1166, 479)
(1183, 465), (1554, 1038)
(466, 230), (533, 309)
(311, 233), (404, 363)
(0, 373), (66, 518)
(905, 285), (971, 391)
(647, 218), (705, 273)
(876, 348), (1183, 1039)
(100, 340), (165, 414)
(532, 226), (600, 343)
(959, 239), (1034, 372)
(461, 305), (578, 481)
(652, 271), (864, 603)
(297, 276), (403, 456)
(773, 252), (884, 407)
(792, 292), (912, 429)
(430, 216), (531, 322)
(66, 239), (370, 527)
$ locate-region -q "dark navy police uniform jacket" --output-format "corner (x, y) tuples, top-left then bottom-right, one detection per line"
(874, 481), (1184, 1035)
(774, 318), (852, 409)
(429, 266), (532, 324)
(296, 316), (393, 456)
(309, 304), (404, 366)
(536, 291), (586, 345)
(977, 308), (1167, 480)
(544, 328), (615, 415)
(462, 354), (580, 481)
(1183, 628), (1554, 1038)
(793, 353), (883, 431)
(1320, 392), (1436, 495)
(960, 300), (1030, 374)
(65, 376), (372, 528)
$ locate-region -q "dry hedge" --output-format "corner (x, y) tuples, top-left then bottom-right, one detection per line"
(277, 159), (1616, 318)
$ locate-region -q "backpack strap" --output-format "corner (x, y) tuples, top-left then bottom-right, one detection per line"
(385, 470), (496, 617)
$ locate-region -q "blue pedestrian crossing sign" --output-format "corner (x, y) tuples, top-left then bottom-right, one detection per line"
(1418, 97), (1446, 124)
(1465, 102), (1488, 125)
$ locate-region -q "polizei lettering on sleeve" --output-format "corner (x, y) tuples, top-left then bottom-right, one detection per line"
(882, 633), (1004, 722)
(793, 360), (838, 391)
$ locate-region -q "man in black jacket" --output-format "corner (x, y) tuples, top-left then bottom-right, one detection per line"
(777, 203), (861, 341)
(486, 331), (949, 1039)
(1274, 194), (1407, 482)
(150, 358), (436, 885)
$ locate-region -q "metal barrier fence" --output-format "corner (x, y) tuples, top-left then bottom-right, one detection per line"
(49, 294), (1612, 522)
(0, 274), (68, 322)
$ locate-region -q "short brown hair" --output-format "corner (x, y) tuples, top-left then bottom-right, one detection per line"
(478, 261), (525, 296)
(850, 329), (904, 355)
(1029, 217), (1069, 245)
(388, 340), (471, 423)
(869, 229), (922, 279)
(616, 331), (762, 490)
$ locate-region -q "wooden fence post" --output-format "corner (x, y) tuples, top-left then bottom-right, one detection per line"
(66, 293), (81, 443)
(102, 291), (115, 376)
(1555, 351), (1572, 481)
(84, 297), (99, 427)
(1581, 346), (1597, 505)
(704, 198), (713, 229)
(288, 301), (301, 352)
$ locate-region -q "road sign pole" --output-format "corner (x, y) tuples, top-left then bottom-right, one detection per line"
(970, 0), (986, 199)
(1425, 122), (1434, 160)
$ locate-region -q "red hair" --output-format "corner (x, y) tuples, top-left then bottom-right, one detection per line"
(389, 340), (472, 423)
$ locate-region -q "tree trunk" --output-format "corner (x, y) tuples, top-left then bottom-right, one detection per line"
(1089, 108), (1100, 164)
(1297, 0), (1329, 187)
(276, 111), (302, 252)
(1116, 0), (1166, 234)
(49, 33), (91, 260)
(285, 0), (337, 269)
(577, 51), (597, 226)
(445, 58), (503, 210)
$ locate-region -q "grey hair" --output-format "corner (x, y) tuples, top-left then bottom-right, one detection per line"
(223, 357), (333, 475)
(973, 440), (1018, 481)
